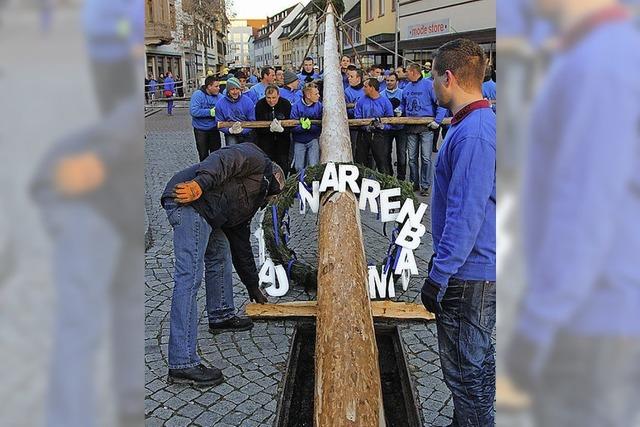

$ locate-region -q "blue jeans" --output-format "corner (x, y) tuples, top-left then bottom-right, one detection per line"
(164, 201), (234, 369)
(293, 138), (319, 171)
(436, 278), (496, 426)
(406, 131), (434, 189)
(42, 201), (143, 427)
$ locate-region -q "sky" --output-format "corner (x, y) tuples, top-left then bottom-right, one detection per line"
(230, 0), (308, 19)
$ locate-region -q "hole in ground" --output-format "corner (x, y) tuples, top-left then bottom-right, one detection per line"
(275, 322), (423, 426)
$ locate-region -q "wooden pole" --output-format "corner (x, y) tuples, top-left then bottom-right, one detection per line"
(217, 116), (453, 129)
(246, 301), (435, 321)
(314, 4), (385, 426)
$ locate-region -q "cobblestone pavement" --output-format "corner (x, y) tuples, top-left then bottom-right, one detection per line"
(145, 108), (455, 426)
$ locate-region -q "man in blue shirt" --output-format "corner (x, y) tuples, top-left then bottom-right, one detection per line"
(247, 66), (276, 104)
(402, 63), (446, 195)
(291, 83), (323, 171)
(505, 2), (640, 426)
(215, 77), (257, 145)
(164, 71), (176, 115)
(482, 64), (497, 112)
(279, 70), (303, 105)
(345, 67), (365, 157)
(420, 39), (496, 426)
(354, 78), (395, 174)
(298, 57), (321, 87)
(382, 72), (407, 180)
(190, 75), (223, 161)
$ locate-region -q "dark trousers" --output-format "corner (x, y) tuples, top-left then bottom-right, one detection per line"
(356, 131), (391, 174)
(385, 129), (407, 181)
(194, 128), (222, 161)
(436, 278), (496, 427)
(256, 135), (290, 174)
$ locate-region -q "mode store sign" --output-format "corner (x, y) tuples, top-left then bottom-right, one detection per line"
(407, 18), (450, 39)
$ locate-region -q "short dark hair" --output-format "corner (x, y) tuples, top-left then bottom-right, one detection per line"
(341, 55), (351, 61)
(432, 38), (486, 91)
(387, 72), (398, 80)
(261, 66), (274, 78)
(235, 71), (247, 80)
(303, 57), (314, 63)
(346, 64), (357, 71)
(265, 84), (280, 96)
(364, 77), (380, 92)
(350, 68), (364, 81)
(204, 75), (217, 87)
(373, 64), (383, 71)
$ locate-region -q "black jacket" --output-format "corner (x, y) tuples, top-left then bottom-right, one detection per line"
(161, 143), (279, 290)
(254, 97), (292, 143)
(161, 143), (275, 229)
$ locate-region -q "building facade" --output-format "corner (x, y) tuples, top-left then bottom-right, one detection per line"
(252, 3), (304, 69)
(398, 0), (496, 64)
(227, 19), (267, 68)
(145, 0), (230, 89)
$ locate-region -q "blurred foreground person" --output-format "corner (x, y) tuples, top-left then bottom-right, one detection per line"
(507, 1), (640, 426)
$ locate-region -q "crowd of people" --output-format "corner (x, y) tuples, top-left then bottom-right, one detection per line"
(181, 55), (496, 198)
(144, 71), (185, 110)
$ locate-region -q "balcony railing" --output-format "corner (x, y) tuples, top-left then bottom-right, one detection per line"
(145, 22), (174, 45)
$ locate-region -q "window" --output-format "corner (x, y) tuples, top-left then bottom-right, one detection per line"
(379, 0), (385, 17)
(146, 0), (153, 22)
(366, 0), (374, 21)
(392, 0), (396, 12)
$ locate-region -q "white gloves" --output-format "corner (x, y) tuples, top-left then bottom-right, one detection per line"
(428, 121), (440, 130)
(229, 121), (243, 134)
(269, 118), (284, 133)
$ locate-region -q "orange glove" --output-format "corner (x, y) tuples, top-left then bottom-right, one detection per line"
(173, 180), (203, 204)
(54, 152), (106, 197)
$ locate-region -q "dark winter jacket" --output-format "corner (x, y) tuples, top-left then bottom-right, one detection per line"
(254, 97), (292, 145)
(161, 143), (281, 291)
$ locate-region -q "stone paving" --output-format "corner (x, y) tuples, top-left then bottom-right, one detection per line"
(144, 108), (455, 426)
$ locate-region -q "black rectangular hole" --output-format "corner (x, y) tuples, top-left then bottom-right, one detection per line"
(275, 322), (423, 427)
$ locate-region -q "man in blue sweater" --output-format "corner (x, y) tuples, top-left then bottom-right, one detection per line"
(345, 67), (365, 156)
(354, 78), (394, 174)
(506, 2), (640, 426)
(279, 70), (303, 105)
(215, 77), (256, 145)
(420, 39), (496, 426)
(290, 83), (323, 171)
(382, 72), (407, 180)
(297, 57), (321, 87)
(190, 75), (223, 161)
(164, 71), (176, 115)
(482, 64), (497, 113)
(247, 66), (276, 104)
(402, 63), (446, 196)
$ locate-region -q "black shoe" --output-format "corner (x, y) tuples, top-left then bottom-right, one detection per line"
(420, 188), (430, 197)
(412, 183), (419, 191)
(209, 316), (254, 334)
(167, 364), (224, 387)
